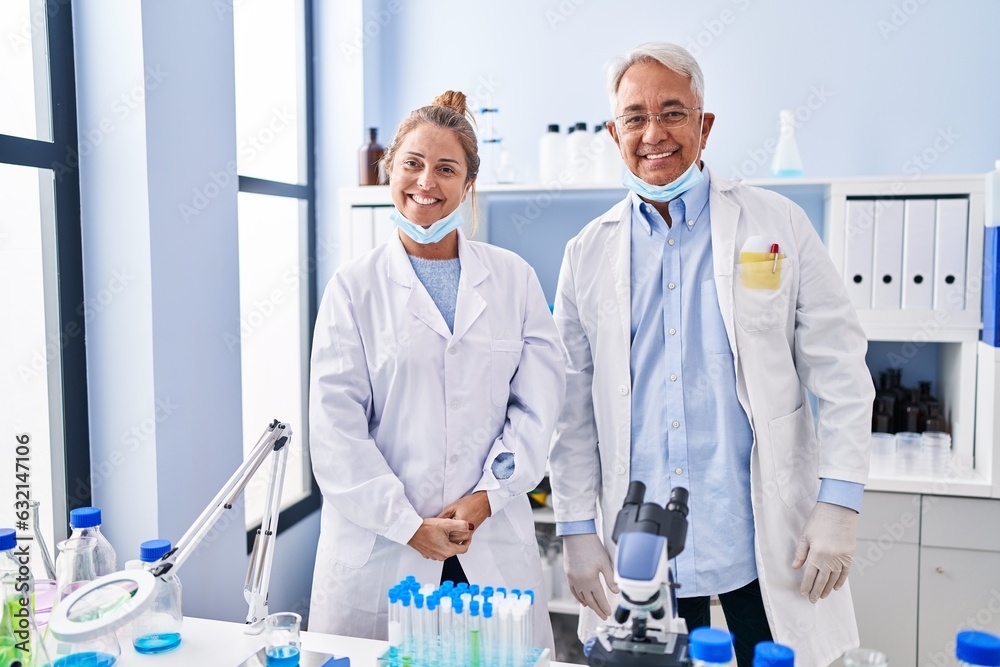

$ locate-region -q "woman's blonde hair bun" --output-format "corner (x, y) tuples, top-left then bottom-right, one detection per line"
(431, 90), (469, 117)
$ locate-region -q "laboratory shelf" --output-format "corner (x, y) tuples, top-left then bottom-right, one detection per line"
(546, 597), (581, 615)
(866, 470), (994, 498)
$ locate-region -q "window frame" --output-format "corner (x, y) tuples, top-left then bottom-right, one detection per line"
(240, 0), (320, 551)
(0, 0), (90, 530)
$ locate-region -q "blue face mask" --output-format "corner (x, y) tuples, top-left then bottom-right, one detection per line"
(390, 206), (465, 245)
(622, 158), (704, 203)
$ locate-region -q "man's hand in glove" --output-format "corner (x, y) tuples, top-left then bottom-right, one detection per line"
(563, 533), (619, 619)
(792, 501), (858, 603)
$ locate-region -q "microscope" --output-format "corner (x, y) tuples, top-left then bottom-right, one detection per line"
(588, 481), (691, 667)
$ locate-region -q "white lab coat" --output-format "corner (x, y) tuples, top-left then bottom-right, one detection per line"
(308, 229), (565, 648)
(549, 170), (875, 666)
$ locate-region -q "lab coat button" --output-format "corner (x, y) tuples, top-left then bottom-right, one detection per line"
(448, 346), (458, 355)
(672, 421), (680, 428)
(614, 464), (626, 475)
(617, 384), (629, 396)
(450, 400), (460, 409)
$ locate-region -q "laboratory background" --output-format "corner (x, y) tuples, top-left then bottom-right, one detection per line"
(2, 0), (1000, 665)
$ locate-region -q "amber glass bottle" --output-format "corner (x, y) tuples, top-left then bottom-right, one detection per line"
(359, 127), (384, 185)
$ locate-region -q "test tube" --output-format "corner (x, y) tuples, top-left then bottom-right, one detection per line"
(513, 604), (527, 667)
(400, 591), (413, 660)
(414, 592), (425, 662)
(438, 594), (453, 665)
(482, 602), (494, 667)
(498, 601), (512, 667)
(470, 600), (482, 667)
(454, 596), (466, 665)
(388, 588), (402, 658)
(523, 591), (535, 654)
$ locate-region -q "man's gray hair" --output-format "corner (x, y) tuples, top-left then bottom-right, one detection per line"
(606, 42), (705, 113)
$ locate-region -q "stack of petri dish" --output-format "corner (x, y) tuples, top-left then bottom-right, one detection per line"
(869, 433), (896, 477)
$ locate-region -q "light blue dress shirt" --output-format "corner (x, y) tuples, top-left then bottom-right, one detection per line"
(557, 171), (862, 597)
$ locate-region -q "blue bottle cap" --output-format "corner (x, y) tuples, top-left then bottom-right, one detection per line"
(70, 506), (102, 528)
(139, 539), (171, 562)
(753, 641), (795, 667)
(957, 630), (1000, 666)
(0, 529), (15, 551)
(689, 627), (734, 663)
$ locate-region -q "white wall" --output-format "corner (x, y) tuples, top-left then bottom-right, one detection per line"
(365, 0), (1000, 183)
(73, 0), (290, 621)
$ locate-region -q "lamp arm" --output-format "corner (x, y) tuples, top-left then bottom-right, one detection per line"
(149, 419), (292, 599)
(244, 433), (290, 624)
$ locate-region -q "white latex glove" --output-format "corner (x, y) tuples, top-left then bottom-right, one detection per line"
(562, 533), (619, 619)
(791, 501), (858, 603)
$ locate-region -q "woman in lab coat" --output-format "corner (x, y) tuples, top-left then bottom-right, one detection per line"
(307, 91), (565, 648)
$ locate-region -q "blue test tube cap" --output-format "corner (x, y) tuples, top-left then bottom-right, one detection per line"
(689, 628), (734, 663)
(454, 598), (464, 614)
(524, 590), (536, 604)
(401, 591), (411, 606)
(483, 586), (494, 598)
(496, 587), (507, 596)
(427, 596), (437, 612)
(957, 630), (1000, 666)
(456, 582), (469, 592)
(470, 600), (480, 614)
(470, 584), (480, 596)
(483, 603), (493, 619)
(414, 593), (424, 609)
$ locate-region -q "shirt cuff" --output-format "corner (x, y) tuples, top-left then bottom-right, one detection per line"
(491, 452), (515, 480)
(556, 519), (597, 537)
(818, 478), (864, 513)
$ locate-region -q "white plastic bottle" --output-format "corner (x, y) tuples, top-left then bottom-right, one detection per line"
(594, 121), (623, 186)
(566, 122), (590, 186)
(131, 539), (182, 654)
(689, 627), (735, 667)
(69, 507), (118, 576)
(770, 109), (804, 177)
(538, 124), (567, 185)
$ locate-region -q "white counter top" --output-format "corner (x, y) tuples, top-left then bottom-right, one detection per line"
(114, 616), (582, 666)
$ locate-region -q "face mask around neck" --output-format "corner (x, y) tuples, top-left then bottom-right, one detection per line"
(389, 205), (465, 245)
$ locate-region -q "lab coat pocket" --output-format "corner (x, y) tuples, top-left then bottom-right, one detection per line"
(765, 405), (819, 509)
(700, 279), (731, 354)
(734, 257), (795, 332)
(490, 339), (524, 407)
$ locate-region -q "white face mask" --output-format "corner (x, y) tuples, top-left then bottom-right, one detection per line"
(621, 114), (705, 202)
(389, 206), (465, 245)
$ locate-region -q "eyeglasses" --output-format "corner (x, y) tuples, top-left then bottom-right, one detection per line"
(615, 108), (702, 133)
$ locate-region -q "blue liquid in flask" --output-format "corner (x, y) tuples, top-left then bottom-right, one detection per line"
(134, 632), (182, 654)
(53, 651), (117, 667)
(266, 645), (300, 667)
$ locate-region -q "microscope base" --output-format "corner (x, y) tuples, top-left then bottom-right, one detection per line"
(587, 633), (689, 667)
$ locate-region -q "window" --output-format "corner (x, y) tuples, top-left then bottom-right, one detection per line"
(0, 0), (86, 574)
(233, 0), (319, 537)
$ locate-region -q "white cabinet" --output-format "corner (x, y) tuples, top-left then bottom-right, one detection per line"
(918, 496), (1000, 667)
(852, 492), (920, 667)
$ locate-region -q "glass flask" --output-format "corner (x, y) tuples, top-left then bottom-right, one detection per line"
(54, 538), (98, 607)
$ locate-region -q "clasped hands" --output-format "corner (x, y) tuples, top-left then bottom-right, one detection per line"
(406, 491), (492, 560)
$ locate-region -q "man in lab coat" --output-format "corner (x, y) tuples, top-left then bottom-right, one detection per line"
(548, 42), (874, 667)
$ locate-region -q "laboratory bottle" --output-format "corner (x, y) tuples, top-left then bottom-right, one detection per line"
(595, 121), (623, 186)
(957, 630), (1000, 666)
(538, 124), (567, 185)
(1, 528), (33, 665)
(358, 127), (384, 185)
(68, 507), (117, 576)
(566, 122), (590, 186)
(689, 627), (735, 666)
(497, 148), (516, 184)
(753, 640), (795, 666)
(131, 539), (182, 654)
(901, 389), (924, 433)
(770, 109), (804, 177)
(872, 395), (895, 434)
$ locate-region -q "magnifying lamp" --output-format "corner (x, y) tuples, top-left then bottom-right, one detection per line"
(47, 420), (293, 645)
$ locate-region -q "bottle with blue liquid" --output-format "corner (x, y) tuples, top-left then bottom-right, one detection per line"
(770, 110), (804, 178)
(131, 539), (182, 654)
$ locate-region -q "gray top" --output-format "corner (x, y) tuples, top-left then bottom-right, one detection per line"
(408, 255), (461, 332)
